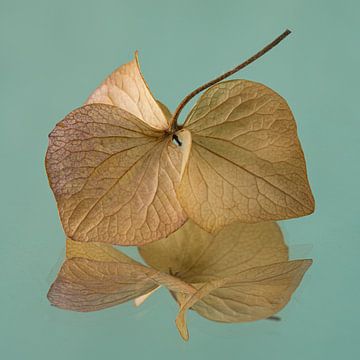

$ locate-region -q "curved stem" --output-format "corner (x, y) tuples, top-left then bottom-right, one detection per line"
(170, 29), (291, 130)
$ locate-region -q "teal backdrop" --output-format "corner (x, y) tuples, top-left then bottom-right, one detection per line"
(1, 0), (359, 359)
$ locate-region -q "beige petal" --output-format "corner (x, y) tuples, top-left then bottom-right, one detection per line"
(156, 100), (172, 122)
(134, 286), (161, 307)
(176, 259), (312, 340)
(179, 80), (314, 232)
(46, 103), (188, 246)
(139, 220), (287, 283)
(139, 221), (311, 340)
(47, 258), (159, 312)
(49, 242), (195, 312)
(66, 238), (136, 264)
(85, 52), (169, 130)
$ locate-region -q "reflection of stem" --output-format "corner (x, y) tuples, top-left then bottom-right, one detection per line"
(170, 29), (291, 130)
(175, 280), (224, 341)
(267, 315), (281, 321)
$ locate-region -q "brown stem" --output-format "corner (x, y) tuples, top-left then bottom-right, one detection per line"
(170, 29), (291, 130)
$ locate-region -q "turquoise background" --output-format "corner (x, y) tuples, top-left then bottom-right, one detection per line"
(1, 0), (359, 359)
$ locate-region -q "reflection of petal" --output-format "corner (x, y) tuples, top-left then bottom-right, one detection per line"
(48, 241), (197, 313)
(139, 220), (312, 340)
(139, 220), (288, 282)
(47, 259), (159, 312)
(48, 220), (312, 342)
(174, 260), (312, 341)
(133, 286), (161, 307)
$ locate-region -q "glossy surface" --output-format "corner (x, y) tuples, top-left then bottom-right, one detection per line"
(1, 0), (359, 358)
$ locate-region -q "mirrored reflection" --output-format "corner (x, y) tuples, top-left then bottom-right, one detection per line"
(48, 221), (312, 341)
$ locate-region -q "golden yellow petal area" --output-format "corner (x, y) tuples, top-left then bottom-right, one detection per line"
(46, 104), (188, 245)
(179, 80), (314, 232)
(66, 238), (135, 264)
(175, 259), (312, 340)
(49, 240), (196, 312)
(139, 220), (311, 340)
(156, 100), (172, 122)
(139, 220), (287, 283)
(85, 52), (169, 130)
(47, 258), (159, 312)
